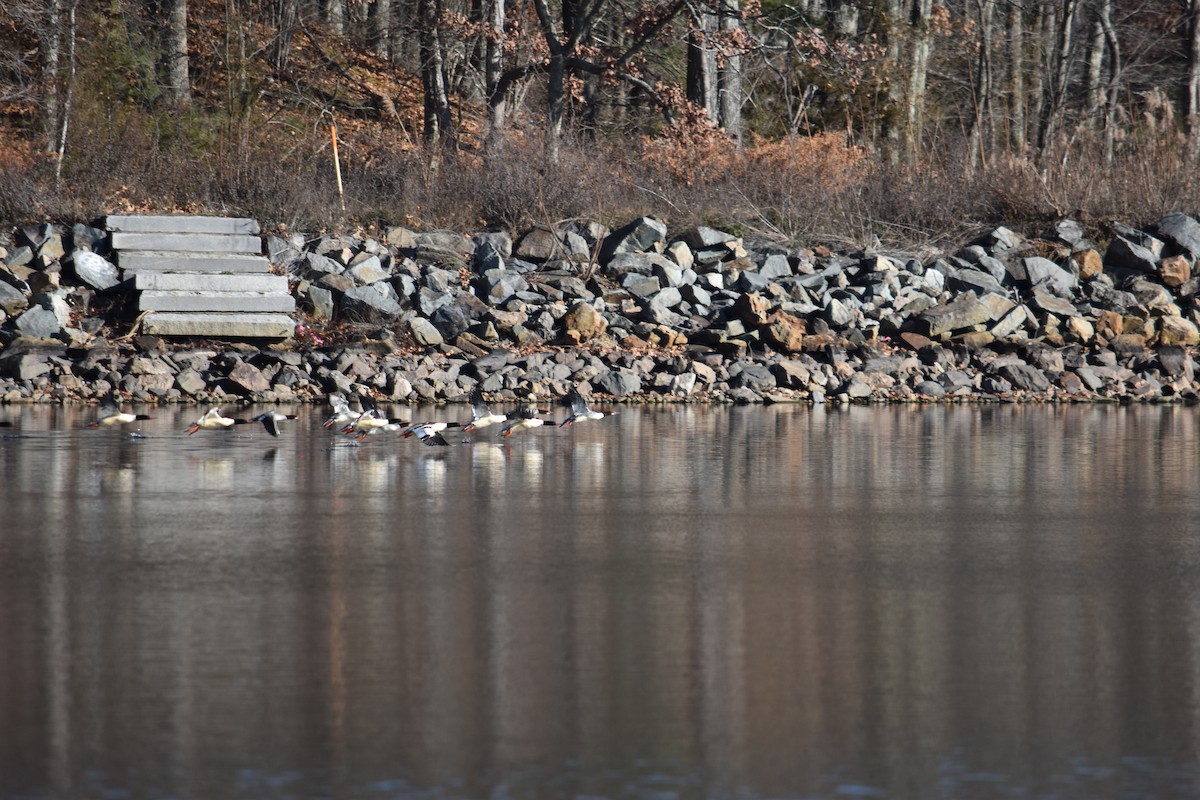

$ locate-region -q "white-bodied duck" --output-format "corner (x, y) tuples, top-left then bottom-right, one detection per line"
(323, 394), (361, 429)
(499, 406), (546, 438)
(560, 388), (615, 428)
(402, 420), (462, 440)
(250, 411), (298, 437)
(186, 407), (248, 434)
(88, 393), (154, 428)
(463, 387), (507, 432)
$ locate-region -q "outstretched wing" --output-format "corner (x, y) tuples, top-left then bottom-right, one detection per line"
(469, 387), (491, 419)
(567, 389), (591, 416)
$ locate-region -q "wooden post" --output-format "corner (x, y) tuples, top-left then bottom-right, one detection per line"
(331, 122), (345, 211)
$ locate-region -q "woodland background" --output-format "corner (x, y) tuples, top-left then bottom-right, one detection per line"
(2, 0), (1200, 247)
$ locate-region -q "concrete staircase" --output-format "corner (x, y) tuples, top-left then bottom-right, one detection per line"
(107, 215), (296, 339)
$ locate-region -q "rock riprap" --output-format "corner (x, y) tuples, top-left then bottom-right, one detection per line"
(2, 213), (1200, 405)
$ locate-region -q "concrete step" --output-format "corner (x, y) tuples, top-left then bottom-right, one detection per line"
(139, 291), (297, 313)
(142, 312), (295, 338)
(110, 232), (263, 253)
(104, 215), (260, 235)
(116, 252), (272, 273)
(134, 272), (287, 293)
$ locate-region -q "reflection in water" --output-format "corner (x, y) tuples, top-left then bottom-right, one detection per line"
(1, 404), (1200, 799)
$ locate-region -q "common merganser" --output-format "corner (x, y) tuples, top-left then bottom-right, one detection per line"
(88, 393), (154, 428)
(499, 407), (545, 438)
(343, 407), (410, 440)
(323, 394), (361, 429)
(463, 387), (507, 432)
(560, 389), (615, 427)
(186, 407), (247, 434)
(250, 411), (298, 436)
(401, 421), (461, 439)
(413, 426), (452, 446)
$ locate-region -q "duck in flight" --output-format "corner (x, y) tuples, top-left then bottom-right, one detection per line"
(463, 387), (507, 432)
(402, 420), (461, 440)
(323, 394), (362, 429)
(499, 406), (546, 438)
(250, 411), (298, 437)
(559, 388), (614, 427)
(186, 407), (247, 434)
(413, 426), (452, 446)
(88, 393), (154, 428)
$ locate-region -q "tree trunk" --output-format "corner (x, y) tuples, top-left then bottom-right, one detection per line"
(54, 0), (77, 188)
(323, 0), (345, 35)
(162, 0), (190, 106)
(717, 0), (743, 147)
(419, 0), (452, 147)
(370, 0), (392, 59)
(485, 0), (507, 147)
(545, 50), (566, 163)
(1187, 0), (1200, 147)
(1035, 0), (1079, 155)
(270, 0), (298, 72)
(1008, 0), (1025, 153)
(906, 0), (934, 160)
(686, 7), (719, 125)
(40, 0), (62, 154)
(966, 0), (994, 173)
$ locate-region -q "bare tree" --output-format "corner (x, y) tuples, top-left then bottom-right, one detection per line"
(161, 0), (191, 105)
(1187, 0), (1200, 147)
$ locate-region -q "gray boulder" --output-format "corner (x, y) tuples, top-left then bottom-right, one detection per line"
(341, 283), (403, 321)
(596, 368), (643, 397)
(598, 217), (667, 264)
(1023, 256), (1077, 297)
(1152, 212), (1200, 261)
(68, 251), (118, 292)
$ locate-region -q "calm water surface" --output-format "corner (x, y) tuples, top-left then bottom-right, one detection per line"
(2, 403), (1200, 799)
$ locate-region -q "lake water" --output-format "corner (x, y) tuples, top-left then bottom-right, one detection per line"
(2, 402), (1200, 800)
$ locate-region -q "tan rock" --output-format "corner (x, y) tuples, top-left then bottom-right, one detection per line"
(1160, 254), (1193, 288)
(1072, 248), (1103, 280)
(1064, 316), (1094, 343)
(563, 301), (607, 342)
(761, 311), (806, 352)
(1158, 315), (1200, 346)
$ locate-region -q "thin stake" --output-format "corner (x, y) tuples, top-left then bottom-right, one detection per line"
(331, 122), (345, 211)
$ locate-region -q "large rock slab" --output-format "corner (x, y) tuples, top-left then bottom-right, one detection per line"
(134, 272), (287, 292)
(138, 291), (296, 313)
(142, 313), (295, 338)
(110, 232), (263, 253)
(916, 294), (993, 337)
(116, 252), (272, 273)
(104, 214), (260, 235)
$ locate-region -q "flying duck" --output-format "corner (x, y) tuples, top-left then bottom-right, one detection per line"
(499, 406), (546, 438)
(559, 389), (614, 427)
(186, 407), (247, 434)
(88, 393), (154, 428)
(250, 411), (298, 436)
(463, 387), (507, 432)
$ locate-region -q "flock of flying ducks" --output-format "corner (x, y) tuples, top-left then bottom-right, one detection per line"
(0, 387), (615, 444)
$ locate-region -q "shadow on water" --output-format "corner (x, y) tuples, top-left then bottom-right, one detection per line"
(1, 403), (1200, 799)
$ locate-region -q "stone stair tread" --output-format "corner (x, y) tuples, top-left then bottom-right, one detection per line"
(139, 291), (296, 313)
(110, 232), (263, 254)
(141, 312), (296, 338)
(134, 272), (287, 292)
(117, 252), (271, 273)
(104, 215), (260, 235)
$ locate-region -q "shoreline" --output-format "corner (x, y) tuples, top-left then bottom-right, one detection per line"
(2, 214), (1200, 407)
